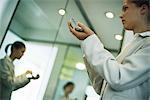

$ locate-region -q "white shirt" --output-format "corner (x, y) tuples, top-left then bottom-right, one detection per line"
(81, 31), (150, 100)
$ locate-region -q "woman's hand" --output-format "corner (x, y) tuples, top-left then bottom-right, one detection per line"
(25, 70), (32, 75)
(68, 21), (95, 40)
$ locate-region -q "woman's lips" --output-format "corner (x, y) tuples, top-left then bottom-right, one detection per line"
(122, 20), (125, 24)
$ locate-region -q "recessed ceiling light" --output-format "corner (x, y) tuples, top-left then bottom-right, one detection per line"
(105, 11), (114, 19)
(115, 34), (123, 40)
(58, 9), (65, 16)
(76, 63), (85, 70)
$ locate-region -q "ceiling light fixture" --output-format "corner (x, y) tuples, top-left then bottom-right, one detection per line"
(58, 8), (65, 16)
(76, 63), (85, 70)
(105, 11), (114, 19)
(115, 34), (123, 40)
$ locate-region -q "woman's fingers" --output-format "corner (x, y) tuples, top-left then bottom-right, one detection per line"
(78, 22), (94, 35)
(68, 21), (78, 35)
(26, 70), (32, 74)
(78, 22), (86, 29)
(68, 21), (72, 30)
(68, 21), (89, 40)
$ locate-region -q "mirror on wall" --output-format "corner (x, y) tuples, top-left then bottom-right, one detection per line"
(0, 0), (91, 100)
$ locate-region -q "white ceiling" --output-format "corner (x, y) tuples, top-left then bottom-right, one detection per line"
(9, 0), (123, 52)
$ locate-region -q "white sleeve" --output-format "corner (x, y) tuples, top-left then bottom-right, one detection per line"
(0, 60), (30, 91)
(81, 34), (150, 91)
(13, 73), (30, 91)
(83, 56), (103, 94)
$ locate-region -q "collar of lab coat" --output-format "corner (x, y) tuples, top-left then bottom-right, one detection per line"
(5, 55), (13, 62)
(138, 31), (150, 37)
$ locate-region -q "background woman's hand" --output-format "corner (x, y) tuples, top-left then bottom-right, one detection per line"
(25, 70), (32, 75)
(68, 21), (94, 40)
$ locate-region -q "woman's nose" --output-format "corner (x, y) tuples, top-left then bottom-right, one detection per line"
(119, 11), (124, 19)
(119, 13), (123, 19)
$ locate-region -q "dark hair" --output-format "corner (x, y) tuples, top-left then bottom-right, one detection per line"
(131, 0), (150, 20)
(5, 41), (25, 54)
(131, 0), (149, 7)
(63, 82), (74, 90)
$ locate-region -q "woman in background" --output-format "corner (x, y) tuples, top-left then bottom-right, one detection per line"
(0, 41), (37, 100)
(60, 81), (75, 100)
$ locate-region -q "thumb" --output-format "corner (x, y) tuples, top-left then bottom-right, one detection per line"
(78, 22), (86, 29)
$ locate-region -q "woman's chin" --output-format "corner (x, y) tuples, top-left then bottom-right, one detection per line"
(124, 26), (133, 31)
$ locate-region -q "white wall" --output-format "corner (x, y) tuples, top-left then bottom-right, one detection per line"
(0, 30), (58, 100)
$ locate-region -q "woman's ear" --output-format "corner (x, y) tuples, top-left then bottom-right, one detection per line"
(12, 48), (18, 54)
(140, 4), (149, 15)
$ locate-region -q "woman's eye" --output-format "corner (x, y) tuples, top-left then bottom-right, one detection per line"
(122, 6), (128, 12)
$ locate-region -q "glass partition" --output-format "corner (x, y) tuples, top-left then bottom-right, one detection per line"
(0, 0), (19, 47)
(0, 0), (90, 100)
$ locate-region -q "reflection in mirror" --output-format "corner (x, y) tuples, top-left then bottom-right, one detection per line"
(0, 30), (58, 100)
(0, 0), (63, 100)
(1, 0), (99, 100)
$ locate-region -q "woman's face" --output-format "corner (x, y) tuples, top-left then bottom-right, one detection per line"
(120, 0), (142, 30)
(65, 85), (74, 94)
(13, 47), (26, 59)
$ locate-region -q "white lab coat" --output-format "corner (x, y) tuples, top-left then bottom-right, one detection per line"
(82, 31), (150, 100)
(0, 56), (30, 100)
(59, 95), (74, 100)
